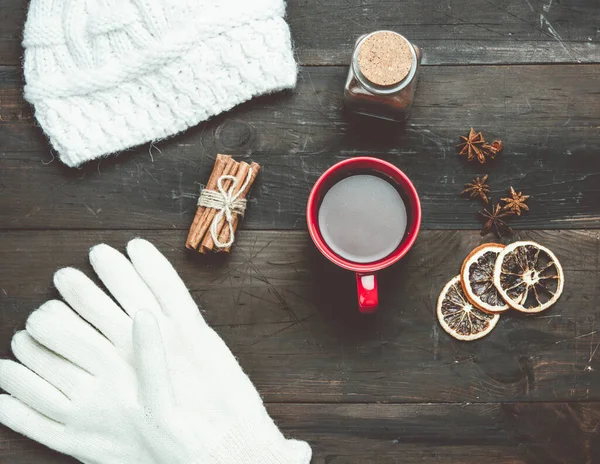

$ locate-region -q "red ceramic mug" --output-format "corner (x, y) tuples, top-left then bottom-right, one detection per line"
(306, 157), (421, 313)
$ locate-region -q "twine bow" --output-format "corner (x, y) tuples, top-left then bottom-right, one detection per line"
(197, 169), (253, 249)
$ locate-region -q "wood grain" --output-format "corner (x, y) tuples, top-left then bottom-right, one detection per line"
(288, 0), (600, 65)
(1, 0), (599, 66)
(1, 2), (600, 461)
(1, 229), (599, 404)
(1, 65), (599, 230)
(1, 402), (599, 463)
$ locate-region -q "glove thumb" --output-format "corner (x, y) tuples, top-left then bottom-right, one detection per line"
(132, 310), (172, 416)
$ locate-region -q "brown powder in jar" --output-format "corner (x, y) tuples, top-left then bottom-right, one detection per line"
(357, 32), (413, 86)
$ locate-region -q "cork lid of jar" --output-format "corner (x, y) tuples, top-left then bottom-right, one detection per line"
(357, 31), (413, 86)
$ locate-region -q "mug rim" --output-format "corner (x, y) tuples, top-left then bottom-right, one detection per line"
(306, 157), (422, 273)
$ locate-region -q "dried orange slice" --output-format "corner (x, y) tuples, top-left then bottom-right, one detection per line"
(493, 241), (564, 313)
(460, 243), (509, 313)
(437, 275), (500, 341)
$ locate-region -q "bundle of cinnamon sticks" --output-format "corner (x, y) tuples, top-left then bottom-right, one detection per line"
(186, 154), (260, 253)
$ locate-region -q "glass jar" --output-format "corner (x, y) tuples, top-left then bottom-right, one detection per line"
(344, 31), (421, 122)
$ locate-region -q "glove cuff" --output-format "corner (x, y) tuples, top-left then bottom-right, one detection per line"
(209, 414), (312, 464)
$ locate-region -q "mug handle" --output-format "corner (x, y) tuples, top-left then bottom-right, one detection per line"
(356, 273), (378, 313)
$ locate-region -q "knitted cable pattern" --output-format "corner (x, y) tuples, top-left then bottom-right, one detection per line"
(23, 0), (297, 167)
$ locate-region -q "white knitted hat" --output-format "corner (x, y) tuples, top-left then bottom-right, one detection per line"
(23, 0), (297, 167)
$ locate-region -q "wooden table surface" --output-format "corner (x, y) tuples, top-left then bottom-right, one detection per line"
(1, 0), (600, 462)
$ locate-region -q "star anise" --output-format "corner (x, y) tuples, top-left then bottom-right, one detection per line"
(462, 174), (490, 203)
(481, 140), (503, 160)
(457, 128), (485, 163)
(501, 186), (530, 216)
(479, 203), (513, 238)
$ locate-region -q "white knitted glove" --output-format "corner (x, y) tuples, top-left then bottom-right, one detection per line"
(0, 239), (311, 464)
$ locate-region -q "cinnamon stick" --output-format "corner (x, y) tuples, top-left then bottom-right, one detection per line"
(198, 159), (240, 253)
(201, 161), (251, 252)
(197, 157), (238, 242)
(221, 162), (261, 252)
(185, 154), (231, 249)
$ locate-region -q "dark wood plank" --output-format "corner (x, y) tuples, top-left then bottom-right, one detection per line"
(1, 65), (599, 230)
(0, 0), (27, 67)
(1, 402), (599, 463)
(1, 0), (599, 66)
(1, 229), (599, 404)
(288, 0), (600, 65)
(273, 402), (600, 464)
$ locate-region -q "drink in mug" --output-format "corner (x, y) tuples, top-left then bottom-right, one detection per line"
(307, 157), (421, 312)
(318, 174), (408, 263)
